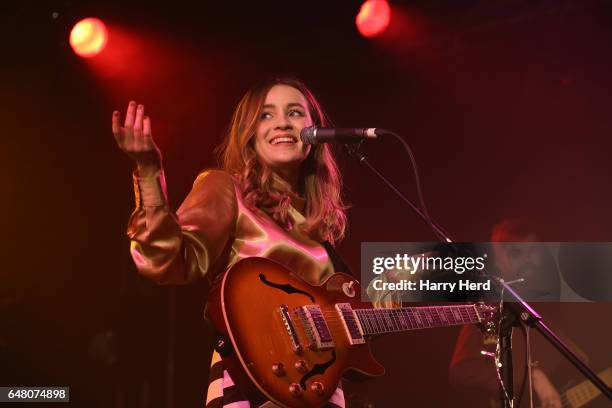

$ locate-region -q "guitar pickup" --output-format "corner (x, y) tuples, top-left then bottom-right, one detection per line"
(335, 303), (365, 345)
(296, 305), (335, 350)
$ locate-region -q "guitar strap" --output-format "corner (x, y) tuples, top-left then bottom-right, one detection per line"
(322, 241), (356, 278)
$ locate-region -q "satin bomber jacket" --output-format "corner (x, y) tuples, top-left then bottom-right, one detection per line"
(127, 169), (338, 288)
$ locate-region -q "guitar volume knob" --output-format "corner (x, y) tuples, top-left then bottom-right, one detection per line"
(289, 382), (302, 397)
(294, 359), (308, 373)
(271, 362), (285, 376)
(342, 280), (356, 297)
(310, 381), (324, 395)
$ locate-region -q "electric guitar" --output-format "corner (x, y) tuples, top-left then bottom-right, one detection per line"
(560, 366), (612, 408)
(206, 257), (495, 408)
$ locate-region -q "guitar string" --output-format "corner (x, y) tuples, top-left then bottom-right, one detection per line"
(317, 306), (477, 315)
(293, 314), (474, 330)
(299, 314), (475, 324)
(316, 310), (477, 324)
(315, 312), (476, 325)
(317, 306), (477, 316)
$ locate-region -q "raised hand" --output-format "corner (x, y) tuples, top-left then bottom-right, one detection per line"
(112, 101), (162, 177)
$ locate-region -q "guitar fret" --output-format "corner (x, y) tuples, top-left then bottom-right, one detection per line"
(389, 310), (397, 331)
(413, 309), (424, 328)
(400, 309), (409, 329)
(377, 310), (386, 332)
(396, 309), (404, 329)
(426, 309), (435, 327)
(404, 309), (414, 329)
(433, 308), (442, 326)
(403, 309), (413, 329)
(459, 306), (465, 323)
(384, 310), (394, 332)
(426, 308), (435, 327)
(387, 310), (396, 332)
(392, 310), (400, 331)
(435, 307), (448, 326)
(444, 307), (455, 325)
(358, 304), (483, 336)
(372, 310), (383, 334)
(364, 310), (374, 334)
(380, 310), (389, 332)
(456, 307), (463, 323)
(370, 310), (378, 334)
(430, 307), (442, 327)
(396, 309), (405, 330)
(469, 308), (478, 323)
(440, 307), (448, 325)
(421, 309), (431, 327)
(419, 309), (428, 327)
(452, 306), (460, 324)
(412, 308), (422, 328)
(463, 306), (474, 322)
(391, 309), (401, 331)
(454, 307), (463, 324)
(364, 310), (374, 335)
(389, 309), (398, 332)
(420, 309), (430, 328)
(357, 310), (370, 335)
(375, 310), (383, 333)
(400, 309), (412, 330)
(434, 308), (444, 326)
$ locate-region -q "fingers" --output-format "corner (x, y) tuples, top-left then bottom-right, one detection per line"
(113, 101), (157, 164)
(133, 104), (145, 150)
(112, 110), (121, 144)
(143, 115), (153, 149)
(124, 101), (136, 128)
(123, 101), (136, 147)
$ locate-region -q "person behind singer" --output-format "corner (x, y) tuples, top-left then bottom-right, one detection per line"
(448, 219), (573, 408)
(112, 78), (350, 407)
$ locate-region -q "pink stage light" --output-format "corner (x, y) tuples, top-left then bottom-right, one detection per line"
(70, 18), (108, 58)
(356, 0), (391, 38)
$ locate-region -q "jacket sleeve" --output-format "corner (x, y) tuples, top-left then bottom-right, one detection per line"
(126, 169), (238, 285)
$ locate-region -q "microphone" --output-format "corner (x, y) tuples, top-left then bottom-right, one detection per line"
(300, 126), (382, 145)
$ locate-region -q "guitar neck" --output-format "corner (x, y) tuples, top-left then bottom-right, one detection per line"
(354, 304), (481, 336)
(562, 366), (612, 408)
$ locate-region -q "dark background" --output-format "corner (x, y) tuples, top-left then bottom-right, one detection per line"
(1, 0), (611, 406)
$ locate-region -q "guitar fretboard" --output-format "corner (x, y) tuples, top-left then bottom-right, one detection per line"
(355, 305), (480, 335)
(563, 366), (612, 408)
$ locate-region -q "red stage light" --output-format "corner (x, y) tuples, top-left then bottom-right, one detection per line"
(356, 0), (391, 38)
(70, 18), (108, 58)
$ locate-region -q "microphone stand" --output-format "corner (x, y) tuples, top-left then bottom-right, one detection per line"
(346, 143), (454, 243)
(497, 305), (517, 408)
(346, 141), (612, 407)
(493, 278), (612, 404)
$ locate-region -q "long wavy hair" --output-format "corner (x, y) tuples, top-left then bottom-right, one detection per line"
(216, 78), (347, 245)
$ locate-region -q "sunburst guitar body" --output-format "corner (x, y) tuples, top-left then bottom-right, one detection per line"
(206, 257), (492, 408)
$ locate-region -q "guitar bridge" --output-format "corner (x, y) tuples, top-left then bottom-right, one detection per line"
(296, 305), (335, 350)
(279, 305), (302, 354)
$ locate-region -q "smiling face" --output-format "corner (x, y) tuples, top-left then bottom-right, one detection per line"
(254, 84), (313, 173)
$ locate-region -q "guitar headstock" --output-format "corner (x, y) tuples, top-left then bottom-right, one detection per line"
(474, 302), (499, 335)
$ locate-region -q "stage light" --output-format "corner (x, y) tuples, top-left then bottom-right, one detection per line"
(356, 0), (391, 38)
(70, 18), (108, 58)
